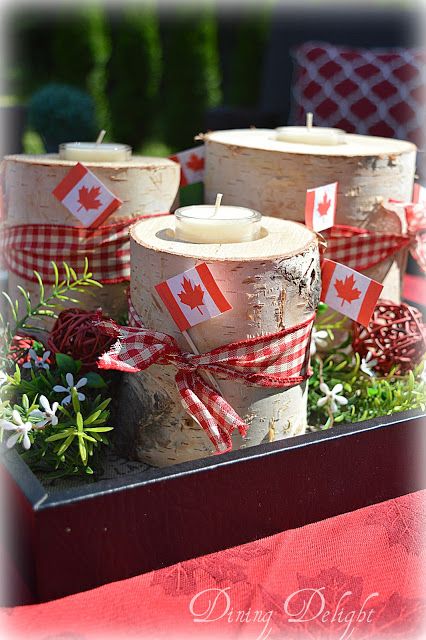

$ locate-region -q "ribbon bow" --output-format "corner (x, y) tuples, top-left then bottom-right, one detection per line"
(96, 311), (314, 454)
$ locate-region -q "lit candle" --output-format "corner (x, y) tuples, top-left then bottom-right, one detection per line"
(59, 130), (132, 162)
(174, 194), (262, 243)
(275, 112), (345, 146)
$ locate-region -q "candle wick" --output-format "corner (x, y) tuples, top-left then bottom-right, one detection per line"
(95, 129), (106, 145)
(306, 112), (313, 131)
(213, 193), (223, 217)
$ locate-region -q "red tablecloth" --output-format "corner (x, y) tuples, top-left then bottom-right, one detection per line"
(1, 490), (425, 640)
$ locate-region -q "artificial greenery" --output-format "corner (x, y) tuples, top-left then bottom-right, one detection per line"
(308, 303), (426, 430)
(0, 258), (101, 368)
(0, 355), (113, 478)
(0, 261), (112, 479)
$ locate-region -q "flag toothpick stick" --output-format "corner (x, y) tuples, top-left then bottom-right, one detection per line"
(182, 328), (226, 448)
(182, 329), (222, 395)
(306, 112), (313, 130)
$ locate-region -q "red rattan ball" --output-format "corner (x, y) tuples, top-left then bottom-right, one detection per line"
(352, 300), (426, 375)
(48, 308), (114, 372)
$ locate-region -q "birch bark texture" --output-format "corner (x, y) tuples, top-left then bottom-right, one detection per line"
(116, 215), (321, 467)
(3, 154), (180, 324)
(203, 130), (417, 302)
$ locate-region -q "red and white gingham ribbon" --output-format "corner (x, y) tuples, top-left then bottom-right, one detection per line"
(322, 224), (412, 272)
(96, 305), (314, 453)
(405, 203), (426, 272)
(1, 214), (169, 284)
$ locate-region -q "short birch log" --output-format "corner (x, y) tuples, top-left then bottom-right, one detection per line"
(115, 215), (321, 467)
(3, 154), (180, 325)
(203, 130), (416, 302)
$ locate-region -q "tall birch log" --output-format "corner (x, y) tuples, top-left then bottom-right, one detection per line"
(3, 154), (180, 325)
(115, 215), (321, 467)
(203, 130), (416, 302)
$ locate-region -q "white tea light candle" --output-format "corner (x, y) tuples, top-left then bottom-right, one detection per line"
(59, 142), (132, 162)
(174, 204), (262, 243)
(275, 112), (345, 146)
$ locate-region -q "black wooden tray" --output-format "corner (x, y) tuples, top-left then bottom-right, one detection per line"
(1, 408), (425, 605)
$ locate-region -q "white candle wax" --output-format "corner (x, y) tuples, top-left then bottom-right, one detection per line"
(275, 126), (345, 146)
(174, 205), (262, 243)
(59, 142), (132, 162)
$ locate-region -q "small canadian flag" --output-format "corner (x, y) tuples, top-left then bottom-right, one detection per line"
(169, 145), (205, 187)
(155, 263), (232, 332)
(321, 259), (383, 327)
(413, 183), (426, 205)
(305, 182), (338, 233)
(52, 163), (122, 228)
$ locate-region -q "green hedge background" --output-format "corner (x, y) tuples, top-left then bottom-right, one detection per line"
(4, 3), (273, 155)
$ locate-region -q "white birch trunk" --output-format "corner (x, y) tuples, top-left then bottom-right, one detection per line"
(116, 215), (321, 467)
(3, 154), (180, 326)
(203, 130), (416, 302)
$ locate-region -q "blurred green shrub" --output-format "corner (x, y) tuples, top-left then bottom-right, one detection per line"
(28, 84), (97, 152)
(228, 9), (271, 107)
(161, 7), (221, 151)
(52, 7), (111, 130)
(106, 5), (161, 148)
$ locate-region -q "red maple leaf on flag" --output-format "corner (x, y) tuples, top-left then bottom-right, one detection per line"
(77, 185), (102, 212)
(334, 274), (361, 306)
(186, 153), (204, 172)
(317, 191), (331, 217)
(178, 277), (205, 314)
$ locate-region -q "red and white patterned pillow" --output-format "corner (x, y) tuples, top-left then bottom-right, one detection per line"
(290, 42), (426, 147)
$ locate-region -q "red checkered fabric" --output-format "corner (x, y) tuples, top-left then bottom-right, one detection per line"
(405, 203), (426, 272)
(291, 42), (426, 146)
(96, 303), (315, 453)
(1, 215), (168, 285)
(322, 225), (411, 272)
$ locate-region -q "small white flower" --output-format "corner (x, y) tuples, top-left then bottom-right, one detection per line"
(317, 382), (348, 414)
(360, 351), (378, 377)
(30, 395), (59, 428)
(53, 372), (87, 405)
(0, 409), (33, 450)
(0, 371), (8, 388)
(310, 329), (329, 356)
(23, 349), (50, 370)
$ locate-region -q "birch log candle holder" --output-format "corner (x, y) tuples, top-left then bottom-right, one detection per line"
(115, 214), (321, 467)
(2, 154), (180, 326)
(203, 129), (417, 302)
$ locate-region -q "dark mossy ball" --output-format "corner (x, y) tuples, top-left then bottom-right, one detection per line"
(28, 83), (98, 152)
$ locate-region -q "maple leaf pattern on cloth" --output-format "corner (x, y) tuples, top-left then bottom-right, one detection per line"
(150, 540), (271, 597)
(317, 191), (331, 217)
(334, 274), (361, 306)
(186, 153), (205, 172)
(260, 567), (426, 639)
(364, 494), (426, 556)
(77, 185), (102, 212)
(178, 277), (205, 314)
